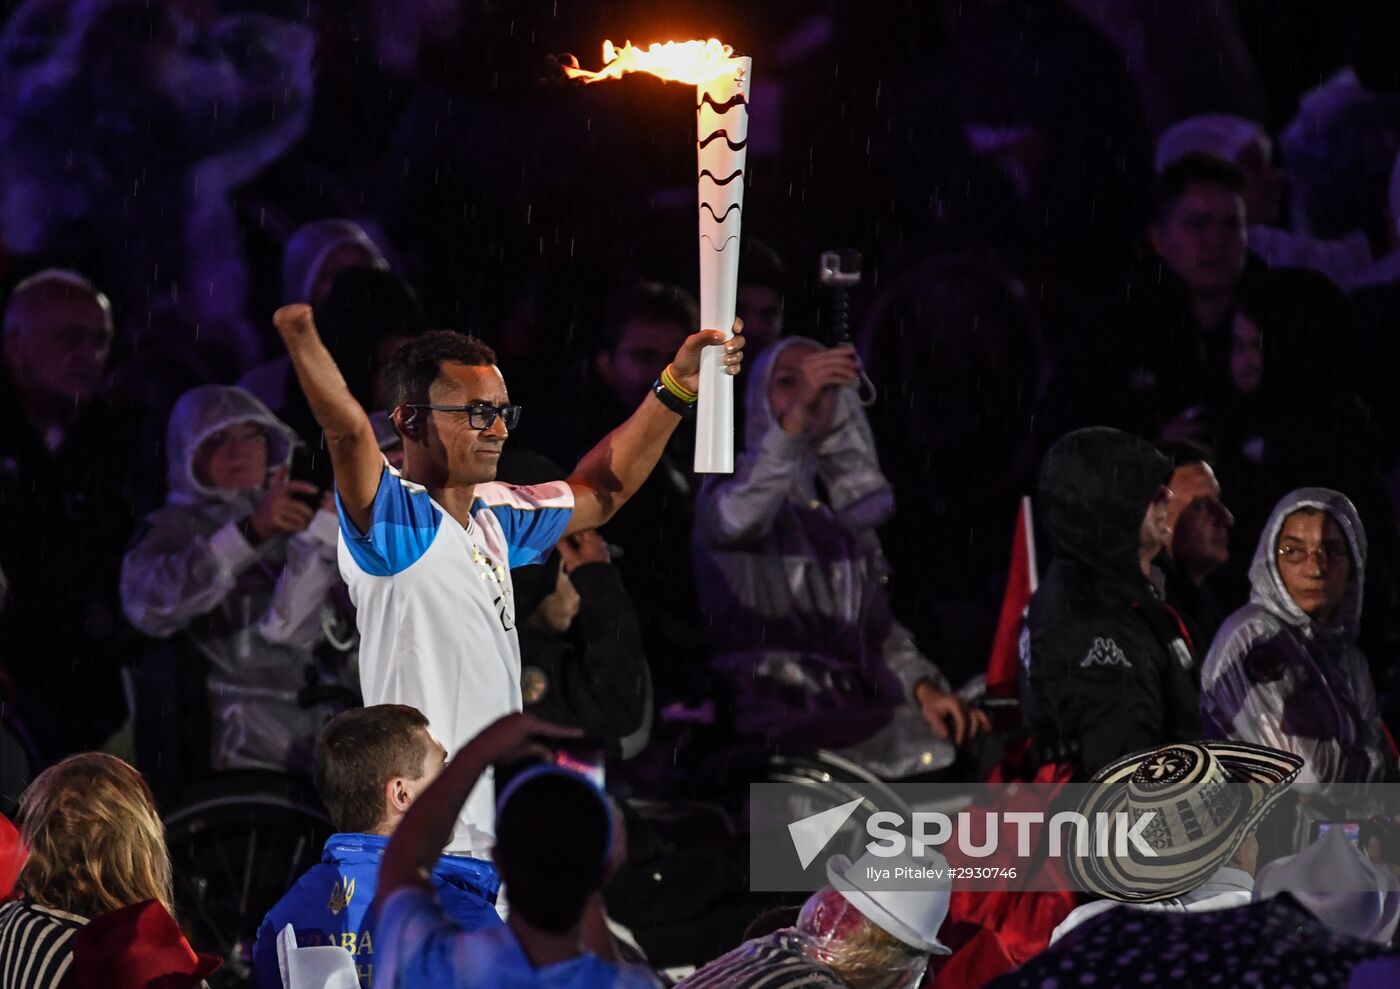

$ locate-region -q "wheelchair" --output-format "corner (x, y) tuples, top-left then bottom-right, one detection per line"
(608, 742), (920, 971)
(131, 641), (343, 989)
(704, 746), (914, 859)
(164, 772), (331, 987)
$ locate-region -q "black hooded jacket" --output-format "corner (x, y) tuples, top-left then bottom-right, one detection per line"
(1024, 428), (1201, 776)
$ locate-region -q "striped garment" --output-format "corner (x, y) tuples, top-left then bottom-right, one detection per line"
(0, 899), (87, 989)
(676, 932), (846, 989)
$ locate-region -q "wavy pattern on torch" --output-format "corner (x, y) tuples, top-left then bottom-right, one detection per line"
(700, 234), (741, 253)
(697, 92), (749, 113)
(698, 168), (744, 186)
(700, 202), (742, 223)
(698, 130), (747, 151)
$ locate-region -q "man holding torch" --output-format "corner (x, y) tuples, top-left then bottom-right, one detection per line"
(272, 303), (743, 859)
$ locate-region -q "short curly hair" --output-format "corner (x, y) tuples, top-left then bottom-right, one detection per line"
(381, 329), (498, 409)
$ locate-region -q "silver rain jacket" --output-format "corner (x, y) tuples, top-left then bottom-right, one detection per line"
(121, 386), (355, 773)
(1200, 487), (1392, 803)
(694, 337), (954, 777)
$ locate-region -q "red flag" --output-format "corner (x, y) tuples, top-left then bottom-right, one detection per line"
(927, 760), (1078, 987)
(986, 497), (1037, 698)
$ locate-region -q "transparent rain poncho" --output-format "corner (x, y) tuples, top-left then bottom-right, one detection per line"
(794, 885), (931, 989)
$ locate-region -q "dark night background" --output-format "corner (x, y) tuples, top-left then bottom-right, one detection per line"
(2, 1), (1400, 982)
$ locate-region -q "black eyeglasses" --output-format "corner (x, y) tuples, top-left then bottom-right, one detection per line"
(406, 402), (522, 431)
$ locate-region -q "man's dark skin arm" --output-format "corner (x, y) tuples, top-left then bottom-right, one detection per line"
(273, 304), (382, 535)
(563, 321), (744, 536)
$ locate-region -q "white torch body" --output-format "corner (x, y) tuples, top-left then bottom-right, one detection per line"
(693, 56), (750, 474)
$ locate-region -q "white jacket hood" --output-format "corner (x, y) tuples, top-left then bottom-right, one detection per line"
(1248, 486), (1366, 637)
(165, 385), (298, 509)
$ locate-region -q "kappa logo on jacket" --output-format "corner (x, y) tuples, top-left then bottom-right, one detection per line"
(1081, 637), (1131, 669)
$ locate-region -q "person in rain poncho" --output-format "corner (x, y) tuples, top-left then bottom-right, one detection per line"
(121, 385), (356, 774)
(1201, 487), (1396, 805)
(676, 846), (951, 989)
(693, 337), (985, 778)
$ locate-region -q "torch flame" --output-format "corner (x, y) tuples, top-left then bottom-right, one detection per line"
(564, 38), (743, 86)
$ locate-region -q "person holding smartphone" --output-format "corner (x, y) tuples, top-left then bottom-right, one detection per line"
(694, 337), (986, 777)
(121, 385), (357, 774)
(376, 713), (659, 989)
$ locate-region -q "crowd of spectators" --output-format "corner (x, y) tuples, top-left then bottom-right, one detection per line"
(2, 1), (1400, 987)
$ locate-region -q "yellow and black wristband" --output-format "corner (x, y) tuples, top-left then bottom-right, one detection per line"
(653, 365), (698, 416)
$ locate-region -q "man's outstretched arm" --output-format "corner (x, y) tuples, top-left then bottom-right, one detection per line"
(273, 304), (383, 534)
(563, 321), (744, 535)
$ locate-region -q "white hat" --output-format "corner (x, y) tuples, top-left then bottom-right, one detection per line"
(1254, 825), (1400, 944)
(825, 848), (952, 955)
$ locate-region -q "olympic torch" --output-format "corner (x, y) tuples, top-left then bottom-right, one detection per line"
(564, 40), (750, 473)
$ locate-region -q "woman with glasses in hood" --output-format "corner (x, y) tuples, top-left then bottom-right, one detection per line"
(121, 385), (357, 775)
(1201, 488), (1396, 805)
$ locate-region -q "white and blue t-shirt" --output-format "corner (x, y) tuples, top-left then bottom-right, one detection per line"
(376, 887), (660, 989)
(337, 463), (573, 852)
